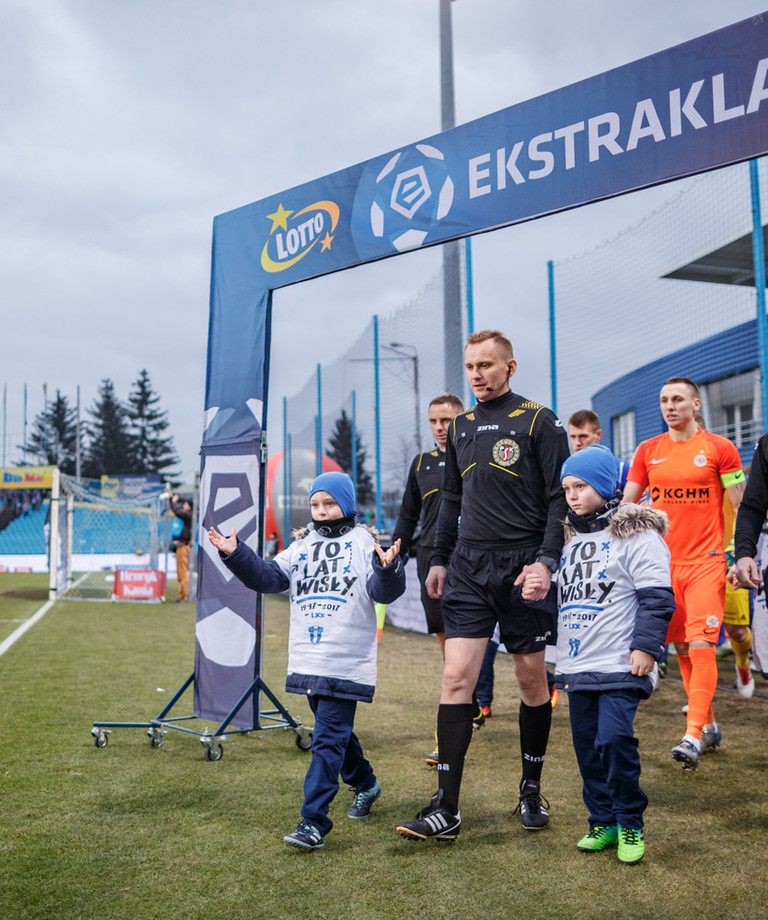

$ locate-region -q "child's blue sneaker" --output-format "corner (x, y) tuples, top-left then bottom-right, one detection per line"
(348, 779), (382, 819)
(284, 820), (325, 850)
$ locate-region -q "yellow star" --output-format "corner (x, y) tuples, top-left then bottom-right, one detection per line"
(320, 231), (334, 251)
(266, 203), (292, 234)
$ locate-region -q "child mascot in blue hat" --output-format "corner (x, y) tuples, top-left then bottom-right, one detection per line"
(519, 445), (674, 864)
(209, 471), (404, 850)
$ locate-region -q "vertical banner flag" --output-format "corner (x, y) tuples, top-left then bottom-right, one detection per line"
(196, 445), (262, 727)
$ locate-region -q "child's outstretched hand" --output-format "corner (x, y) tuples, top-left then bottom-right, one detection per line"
(208, 526), (237, 556)
(375, 538), (401, 568)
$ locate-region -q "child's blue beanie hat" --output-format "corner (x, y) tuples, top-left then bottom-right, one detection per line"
(560, 444), (618, 500)
(309, 472), (356, 517)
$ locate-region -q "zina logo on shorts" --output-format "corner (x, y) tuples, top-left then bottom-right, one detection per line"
(368, 144), (454, 252)
(260, 200), (340, 273)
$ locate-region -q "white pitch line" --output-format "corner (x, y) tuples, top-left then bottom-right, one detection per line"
(0, 599), (55, 659)
(0, 572), (91, 659)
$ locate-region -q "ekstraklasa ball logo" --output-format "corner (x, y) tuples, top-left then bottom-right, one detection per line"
(368, 144), (454, 252)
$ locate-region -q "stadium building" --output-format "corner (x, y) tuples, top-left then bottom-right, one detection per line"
(594, 321), (759, 467)
(554, 159), (767, 469)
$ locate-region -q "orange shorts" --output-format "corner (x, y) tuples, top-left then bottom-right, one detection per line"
(667, 560), (725, 645)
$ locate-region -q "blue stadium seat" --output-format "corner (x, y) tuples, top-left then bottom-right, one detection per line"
(0, 507), (47, 554)
(0, 504), (162, 556)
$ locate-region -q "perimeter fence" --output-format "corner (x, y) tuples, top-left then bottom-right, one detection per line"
(281, 263), (468, 528)
(552, 157), (767, 459)
(280, 157), (768, 526)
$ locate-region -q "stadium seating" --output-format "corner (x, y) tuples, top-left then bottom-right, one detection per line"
(0, 507), (47, 554)
(0, 504), (162, 556)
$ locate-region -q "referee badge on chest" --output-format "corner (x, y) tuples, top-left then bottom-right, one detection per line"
(492, 437), (520, 467)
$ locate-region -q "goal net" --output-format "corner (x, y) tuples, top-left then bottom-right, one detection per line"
(56, 474), (167, 601)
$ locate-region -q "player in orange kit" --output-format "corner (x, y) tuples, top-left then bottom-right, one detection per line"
(623, 377), (745, 771)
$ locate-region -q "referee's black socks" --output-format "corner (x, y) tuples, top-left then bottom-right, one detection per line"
(519, 700), (552, 785)
(436, 702), (474, 815)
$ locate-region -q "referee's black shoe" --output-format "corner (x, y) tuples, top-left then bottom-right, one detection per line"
(396, 790), (461, 842)
(513, 780), (549, 830)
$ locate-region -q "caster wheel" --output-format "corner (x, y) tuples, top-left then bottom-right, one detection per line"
(204, 743), (223, 762)
(93, 730), (108, 748)
(148, 728), (164, 749)
(295, 727), (313, 751)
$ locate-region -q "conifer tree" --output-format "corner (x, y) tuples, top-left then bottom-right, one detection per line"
(83, 379), (132, 477)
(26, 390), (79, 473)
(326, 409), (374, 505)
(126, 369), (178, 474)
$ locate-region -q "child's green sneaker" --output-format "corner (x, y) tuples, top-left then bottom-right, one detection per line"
(617, 826), (645, 864)
(577, 825), (618, 852)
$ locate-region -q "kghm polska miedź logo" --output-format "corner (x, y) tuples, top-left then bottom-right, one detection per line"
(260, 200), (340, 273)
(351, 143), (455, 257)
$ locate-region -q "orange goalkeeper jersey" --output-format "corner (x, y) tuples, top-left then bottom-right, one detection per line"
(627, 429), (743, 564)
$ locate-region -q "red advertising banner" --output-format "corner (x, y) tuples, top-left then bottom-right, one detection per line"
(113, 570), (166, 601)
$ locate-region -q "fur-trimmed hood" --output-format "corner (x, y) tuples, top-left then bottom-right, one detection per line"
(564, 501), (668, 543)
(608, 502), (669, 539)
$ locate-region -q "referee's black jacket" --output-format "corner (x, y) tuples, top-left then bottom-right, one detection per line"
(430, 389), (570, 566)
(393, 448), (445, 556)
(735, 432), (768, 560)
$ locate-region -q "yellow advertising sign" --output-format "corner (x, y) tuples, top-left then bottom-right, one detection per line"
(0, 466), (57, 490)
(100, 475), (119, 498)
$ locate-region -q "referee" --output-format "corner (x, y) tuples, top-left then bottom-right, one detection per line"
(393, 392), (464, 655)
(397, 330), (569, 841)
(731, 431), (768, 591)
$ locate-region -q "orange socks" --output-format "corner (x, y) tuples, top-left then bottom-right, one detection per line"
(676, 650), (692, 693)
(684, 647), (718, 739)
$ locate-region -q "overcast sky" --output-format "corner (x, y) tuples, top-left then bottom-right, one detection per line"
(3, 0), (766, 478)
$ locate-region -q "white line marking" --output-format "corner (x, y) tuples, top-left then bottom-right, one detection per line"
(0, 600), (55, 658)
(0, 571), (96, 657)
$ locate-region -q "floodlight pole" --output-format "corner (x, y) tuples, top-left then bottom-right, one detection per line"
(315, 364), (323, 476)
(749, 158), (768, 431)
(351, 390), (358, 499)
(373, 315), (382, 527)
(282, 396), (289, 548)
(440, 0), (464, 397)
(287, 433), (294, 540)
(548, 260), (558, 415)
(23, 383), (27, 463)
(75, 385), (81, 481)
(43, 383), (48, 462)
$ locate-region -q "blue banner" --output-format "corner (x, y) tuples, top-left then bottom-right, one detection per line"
(205, 13), (768, 448)
(197, 13), (768, 727)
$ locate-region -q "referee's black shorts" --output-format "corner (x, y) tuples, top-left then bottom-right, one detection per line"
(416, 546), (444, 634)
(441, 541), (556, 654)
